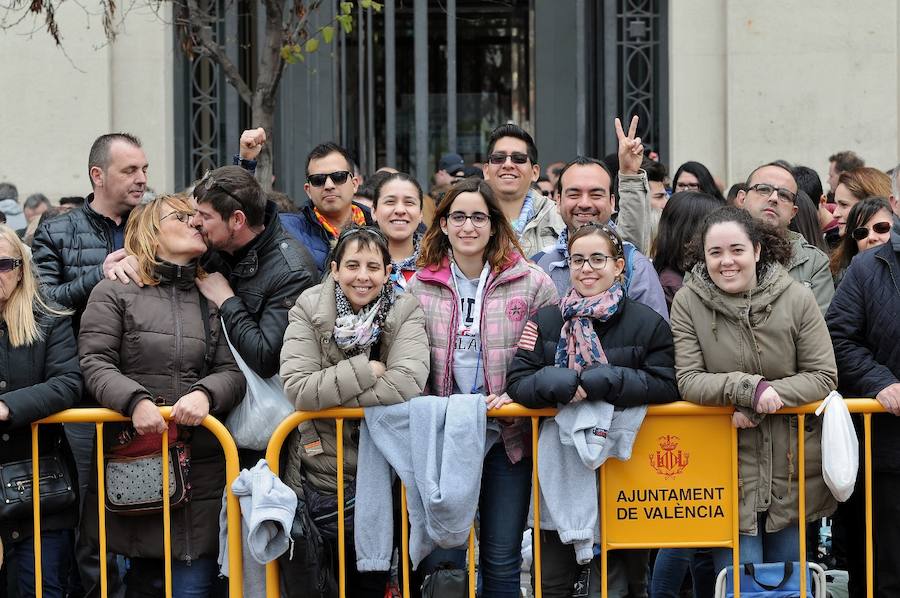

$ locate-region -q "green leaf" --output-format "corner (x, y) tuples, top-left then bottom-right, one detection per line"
(340, 1), (353, 15)
(360, 0), (371, 8)
(305, 38), (319, 53)
(337, 14), (353, 34)
(371, 1), (383, 11)
(322, 25), (335, 44)
(281, 44), (302, 64)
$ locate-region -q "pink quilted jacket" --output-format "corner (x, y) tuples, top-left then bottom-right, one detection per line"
(408, 254), (558, 461)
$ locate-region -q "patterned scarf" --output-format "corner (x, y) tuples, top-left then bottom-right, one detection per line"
(315, 204), (367, 238)
(511, 191), (536, 236)
(389, 231), (422, 292)
(333, 281), (395, 357)
(555, 283), (625, 372)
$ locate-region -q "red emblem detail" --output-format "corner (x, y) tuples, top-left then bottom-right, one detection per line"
(649, 435), (690, 479)
(506, 298), (527, 322)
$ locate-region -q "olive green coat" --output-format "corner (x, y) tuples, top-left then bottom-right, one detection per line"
(670, 263), (838, 535)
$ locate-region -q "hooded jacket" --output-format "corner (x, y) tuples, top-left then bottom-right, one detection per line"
(670, 263), (838, 535)
(279, 276), (430, 495)
(78, 261), (246, 561)
(827, 224), (900, 471)
(519, 190), (566, 258)
(786, 230), (834, 315)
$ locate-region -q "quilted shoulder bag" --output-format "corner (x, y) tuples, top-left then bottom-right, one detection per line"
(105, 443), (191, 516)
(0, 451), (76, 521)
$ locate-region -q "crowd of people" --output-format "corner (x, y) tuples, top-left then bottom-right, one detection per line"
(0, 119), (897, 598)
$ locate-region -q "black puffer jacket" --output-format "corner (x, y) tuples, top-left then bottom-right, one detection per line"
(0, 314), (82, 545)
(203, 201), (317, 378)
(827, 224), (900, 472)
(506, 297), (679, 408)
(78, 261), (245, 561)
(31, 196), (122, 327)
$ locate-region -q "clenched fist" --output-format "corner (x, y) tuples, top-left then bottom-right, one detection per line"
(239, 128), (267, 161)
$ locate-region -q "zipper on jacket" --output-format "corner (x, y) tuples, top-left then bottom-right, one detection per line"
(172, 286), (183, 398)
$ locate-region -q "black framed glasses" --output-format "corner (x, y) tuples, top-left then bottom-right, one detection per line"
(674, 181), (700, 192)
(0, 257), (22, 272)
(198, 170), (245, 207)
(851, 221), (892, 241)
(569, 253), (613, 270)
(748, 183), (796, 205)
(487, 152), (530, 165)
(447, 211), (490, 228)
(161, 210), (196, 224)
(307, 171), (352, 187)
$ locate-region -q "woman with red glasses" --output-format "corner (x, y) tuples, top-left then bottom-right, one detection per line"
(829, 196), (895, 287)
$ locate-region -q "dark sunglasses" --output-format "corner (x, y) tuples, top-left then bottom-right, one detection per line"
(851, 221), (892, 241)
(0, 257), (22, 273)
(307, 171), (352, 187)
(487, 152), (530, 165)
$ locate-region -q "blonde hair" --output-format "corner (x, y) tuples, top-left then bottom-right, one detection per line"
(0, 226), (70, 347)
(124, 194), (204, 286)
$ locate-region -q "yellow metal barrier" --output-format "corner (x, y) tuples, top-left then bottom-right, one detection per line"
(261, 399), (885, 598)
(28, 408), (243, 598)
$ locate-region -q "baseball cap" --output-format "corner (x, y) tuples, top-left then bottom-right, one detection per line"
(438, 153), (465, 173)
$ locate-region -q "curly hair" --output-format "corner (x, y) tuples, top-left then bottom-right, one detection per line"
(417, 178), (524, 272)
(685, 206), (792, 275)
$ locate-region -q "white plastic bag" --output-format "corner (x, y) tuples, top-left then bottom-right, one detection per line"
(222, 323), (295, 450)
(816, 390), (859, 502)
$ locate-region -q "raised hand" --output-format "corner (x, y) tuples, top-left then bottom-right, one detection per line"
(615, 115), (644, 176)
(239, 128), (267, 161)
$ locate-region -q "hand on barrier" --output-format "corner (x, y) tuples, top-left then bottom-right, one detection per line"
(104, 250), (143, 286)
(132, 399), (168, 435)
(369, 360), (386, 378)
(485, 393), (513, 410)
(239, 127), (267, 161)
(876, 383), (900, 416)
(755, 386), (784, 414)
(171, 390), (211, 426)
(732, 410), (758, 429)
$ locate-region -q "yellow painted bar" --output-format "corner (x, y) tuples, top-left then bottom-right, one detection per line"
(731, 421), (740, 598)
(531, 415), (542, 598)
(865, 413), (873, 597)
(600, 465), (608, 598)
(336, 418), (346, 598)
(467, 527), (476, 598)
(400, 484), (410, 598)
(162, 424), (172, 598)
(96, 423), (108, 598)
(34, 408), (244, 597)
(31, 424), (43, 598)
(797, 414), (807, 598)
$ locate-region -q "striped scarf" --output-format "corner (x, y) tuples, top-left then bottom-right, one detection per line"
(555, 283), (624, 372)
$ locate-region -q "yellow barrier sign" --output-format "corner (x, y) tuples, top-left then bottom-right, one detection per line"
(603, 413), (736, 547)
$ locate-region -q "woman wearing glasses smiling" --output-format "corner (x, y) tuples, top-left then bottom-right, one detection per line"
(505, 223), (678, 596)
(408, 178), (557, 596)
(78, 194), (245, 597)
(829, 196), (895, 287)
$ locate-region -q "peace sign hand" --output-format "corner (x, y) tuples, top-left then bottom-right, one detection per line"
(615, 115), (644, 176)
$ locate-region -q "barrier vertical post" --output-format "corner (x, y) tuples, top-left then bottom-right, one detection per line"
(30, 424), (43, 598)
(96, 422), (108, 598)
(864, 413), (873, 597)
(532, 415), (542, 598)
(468, 527), (476, 598)
(162, 425), (172, 598)
(336, 418), (346, 598)
(797, 414), (807, 598)
(400, 485), (410, 598)
(731, 423), (740, 598)
(600, 466), (608, 598)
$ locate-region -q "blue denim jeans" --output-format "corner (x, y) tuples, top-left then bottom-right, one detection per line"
(7, 529), (74, 598)
(417, 442), (532, 598)
(712, 514), (801, 574)
(650, 548), (716, 598)
(124, 557), (219, 598)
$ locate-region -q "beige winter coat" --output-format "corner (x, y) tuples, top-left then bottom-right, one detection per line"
(280, 276), (429, 494)
(670, 263), (838, 535)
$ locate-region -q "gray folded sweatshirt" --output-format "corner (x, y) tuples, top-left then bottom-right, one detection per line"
(218, 459), (298, 597)
(354, 394), (500, 571)
(533, 401), (647, 564)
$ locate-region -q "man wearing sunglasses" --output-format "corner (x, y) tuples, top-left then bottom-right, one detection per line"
(481, 123), (564, 258)
(239, 132), (373, 275)
(735, 162), (834, 314)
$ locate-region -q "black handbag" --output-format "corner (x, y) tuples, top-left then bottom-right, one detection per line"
(0, 452), (76, 520)
(302, 476), (356, 541)
(280, 486), (338, 598)
(421, 562), (468, 598)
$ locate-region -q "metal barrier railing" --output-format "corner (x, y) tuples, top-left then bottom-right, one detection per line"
(263, 399), (886, 598)
(30, 407), (243, 598)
